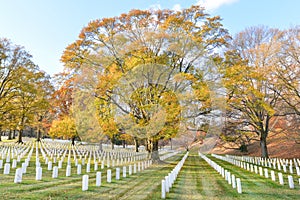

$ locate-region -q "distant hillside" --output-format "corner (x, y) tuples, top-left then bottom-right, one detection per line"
(200, 132), (300, 159)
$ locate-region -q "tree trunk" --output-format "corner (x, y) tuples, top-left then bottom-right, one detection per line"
(71, 136), (75, 145)
(260, 134), (269, 158)
(17, 130), (23, 143)
(30, 127), (34, 137)
(122, 140), (125, 148)
(134, 137), (139, 152)
(99, 140), (103, 151)
(170, 138), (172, 150)
(36, 128), (41, 142)
(0, 131), (2, 142)
(8, 130), (12, 140)
(150, 140), (160, 162)
(111, 137), (115, 150)
(13, 130), (16, 139)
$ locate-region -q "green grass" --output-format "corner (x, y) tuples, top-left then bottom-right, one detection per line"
(0, 148), (299, 200)
(0, 151), (181, 200)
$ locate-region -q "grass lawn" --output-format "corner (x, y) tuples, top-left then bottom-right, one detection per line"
(0, 146), (299, 199)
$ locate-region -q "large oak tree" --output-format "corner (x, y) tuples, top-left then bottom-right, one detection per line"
(61, 6), (229, 161)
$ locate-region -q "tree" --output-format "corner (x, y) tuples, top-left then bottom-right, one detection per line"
(14, 67), (52, 143)
(0, 38), (28, 141)
(50, 72), (75, 118)
(272, 26), (300, 144)
(218, 26), (284, 158)
(275, 27), (300, 114)
(0, 38), (52, 143)
(61, 6), (229, 161)
(49, 115), (78, 145)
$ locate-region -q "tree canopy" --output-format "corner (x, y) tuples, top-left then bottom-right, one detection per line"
(0, 38), (52, 142)
(61, 5), (230, 160)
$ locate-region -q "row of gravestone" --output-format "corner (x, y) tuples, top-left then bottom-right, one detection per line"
(37, 141), (148, 171)
(1, 141), (153, 185)
(0, 142), (150, 175)
(13, 158), (152, 185)
(200, 153), (243, 194)
(161, 152), (189, 199)
(212, 154), (299, 189)
(38, 141), (147, 167)
(40, 139), (145, 159)
(225, 154), (300, 174)
(0, 139), (173, 177)
(82, 159), (153, 191)
(0, 139), (168, 185)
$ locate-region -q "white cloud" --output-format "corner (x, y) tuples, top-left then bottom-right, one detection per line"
(172, 4), (182, 12)
(197, 0), (239, 11)
(149, 4), (162, 11)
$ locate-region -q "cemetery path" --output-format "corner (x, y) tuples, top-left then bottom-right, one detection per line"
(167, 152), (238, 200)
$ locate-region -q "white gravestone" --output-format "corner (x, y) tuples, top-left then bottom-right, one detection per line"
(288, 175), (294, 189)
(22, 163), (27, 174)
(123, 166), (126, 178)
(82, 175), (89, 191)
(12, 159), (17, 168)
(161, 180), (166, 199)
(236, 178), (242, 193)
(129, 165), (132, 175)
(271, 170), (276, 181)
(77, 164), (82, 175)
(48, 161), (52, 171)
(232, 174), (236, 188)
(86, 163), (90, 173)
(107, 169), (112, 183)
(278, 172), (284, 185)
(52, 166), (58, 178)
(94, 162), (98, 171)
(14, 168), (23, 183)
(96, 171), (101, 187)
(66, 165), (71, 177)
(36, 167), (42, 180)
(116, 168), (120, 180)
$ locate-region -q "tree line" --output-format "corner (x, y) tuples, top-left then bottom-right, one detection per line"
(0, 5), (299, 159)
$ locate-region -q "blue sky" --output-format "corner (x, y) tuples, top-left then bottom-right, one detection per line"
(0, 0), (299, 76)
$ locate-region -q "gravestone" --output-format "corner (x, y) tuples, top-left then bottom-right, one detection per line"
(82, 175), (89, 191)
(94, 162), (98, 171)
(288, 175), (294, 189)
(36, 167), (42, 180)
(2, 163), (10, 175)
(66, 165), (71, 177)
(264, 168), (269, 178)
(271, 170), (276, 181)
(236, 178), (242, 193)
(52, 166), (58, 178)
(278, 172), (284, 185)
(22, 163), (27, 174)
(77, 164), (82, 175)
(96, 171), (101, 186)
(116, 168), (120, 180)
(12, 159), (17, 168)
(14, 168), (22, 183)
(161, 180), (166, 199)
(48, 161), (52, 171)
(86, 163), (90, 173)
(129, 165), (132, 175)
(107, 169), (111, 183)
(123, 166), (126, 178)
(231, 174), (236, 188)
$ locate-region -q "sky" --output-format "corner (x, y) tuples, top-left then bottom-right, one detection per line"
(0, 0), (299, 77)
